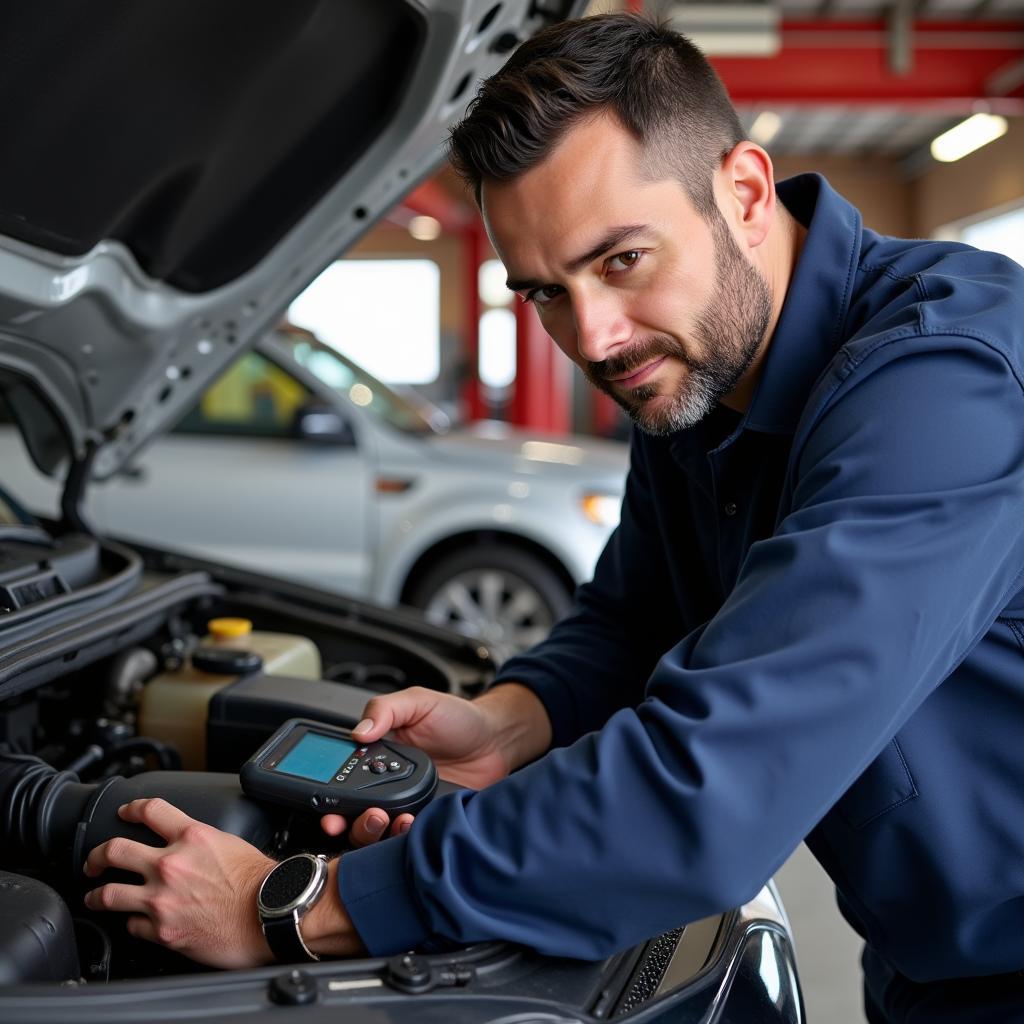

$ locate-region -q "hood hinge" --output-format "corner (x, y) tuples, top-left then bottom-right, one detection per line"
(60, 440), (98, 536)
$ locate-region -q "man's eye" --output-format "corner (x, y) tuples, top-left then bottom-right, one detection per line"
(526, 285), (564, 306)
(607, 250), (642, 273)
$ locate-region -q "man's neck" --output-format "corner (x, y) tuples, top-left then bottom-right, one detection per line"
(721, 203), (807, 413)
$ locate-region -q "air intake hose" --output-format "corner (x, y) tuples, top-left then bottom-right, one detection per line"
(0, 753), (277, 877)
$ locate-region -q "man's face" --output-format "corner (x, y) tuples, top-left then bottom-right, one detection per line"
(481, 113), (773, 435)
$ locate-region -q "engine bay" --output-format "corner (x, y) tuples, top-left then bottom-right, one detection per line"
(0, 524), (493, 986)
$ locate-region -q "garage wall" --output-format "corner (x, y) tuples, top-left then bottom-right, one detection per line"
(911, 117), (1024, 237)
(771, 154), (914, 237)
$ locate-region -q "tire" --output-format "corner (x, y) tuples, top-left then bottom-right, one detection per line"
(407, 544), (573, 665)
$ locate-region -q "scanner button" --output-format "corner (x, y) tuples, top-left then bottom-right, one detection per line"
(370, 760), (388, 774)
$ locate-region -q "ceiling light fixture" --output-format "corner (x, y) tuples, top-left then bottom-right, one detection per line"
(930, 113), (1008, 163)
(665, 3), (780, 56)
(408, 215), (442, 241)
(750, 110), (782, 146)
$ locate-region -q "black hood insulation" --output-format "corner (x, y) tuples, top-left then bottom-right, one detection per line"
(0, 1), (424, 291)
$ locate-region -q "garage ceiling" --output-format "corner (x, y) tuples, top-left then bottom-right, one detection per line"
(650, 0), (1024, 161)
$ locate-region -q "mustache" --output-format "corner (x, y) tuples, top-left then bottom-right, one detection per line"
(586, 336), (684, 382)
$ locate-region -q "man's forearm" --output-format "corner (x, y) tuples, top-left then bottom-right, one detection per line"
(476, 681), (553, 773)
(302, 858), (366, 958)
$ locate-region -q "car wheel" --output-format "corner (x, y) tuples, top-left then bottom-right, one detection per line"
(409, 545), (573, 665)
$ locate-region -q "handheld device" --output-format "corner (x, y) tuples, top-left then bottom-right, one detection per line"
(240, 718), (437, 818)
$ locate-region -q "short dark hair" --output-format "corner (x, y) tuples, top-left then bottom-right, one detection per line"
(448, 13), (745, 219)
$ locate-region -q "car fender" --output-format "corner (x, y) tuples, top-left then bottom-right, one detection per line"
(369, 477), (616, 605)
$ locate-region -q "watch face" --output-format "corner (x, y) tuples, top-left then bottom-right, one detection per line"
(260, 856), (317, 912)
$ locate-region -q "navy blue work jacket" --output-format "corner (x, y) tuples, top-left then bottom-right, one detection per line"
(340, 175), (1024, 992)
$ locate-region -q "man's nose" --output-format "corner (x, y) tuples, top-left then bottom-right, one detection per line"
(572, 290), (631, 364)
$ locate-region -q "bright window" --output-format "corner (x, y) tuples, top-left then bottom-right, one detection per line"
(288, 259), (440, 384)
(479, 308), (517, 389)
(959, 206), (1024, 269)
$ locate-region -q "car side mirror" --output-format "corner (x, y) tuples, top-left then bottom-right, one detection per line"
(291, 402), (356, 446)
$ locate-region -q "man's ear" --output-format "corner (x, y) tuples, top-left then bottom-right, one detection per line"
(717, 141), (775, 251)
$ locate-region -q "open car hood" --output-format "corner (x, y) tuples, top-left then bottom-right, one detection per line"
(0, 0), (582, 482)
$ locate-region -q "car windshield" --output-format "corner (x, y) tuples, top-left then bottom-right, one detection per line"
(274, 328), (438, 436)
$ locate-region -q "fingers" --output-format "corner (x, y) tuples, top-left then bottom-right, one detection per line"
(83, 880), (152, 914)
(125, 914), (159, 944)
(116, 797), (197, 842)
(347, 809), (416, 846)
(352, 687), (437, 742)
(391, 813), (414, 837)
(83, 835), (162, 880)
(347, 808), (391, 848)
(320, 809), (414, 844)
(319, 813), (348, 837)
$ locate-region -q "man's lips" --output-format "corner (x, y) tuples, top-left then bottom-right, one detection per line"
(607, 355), (668, 390)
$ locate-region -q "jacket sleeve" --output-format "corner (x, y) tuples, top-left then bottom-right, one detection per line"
(490, 432), (685, 748)
(341, 338), (1024, 958)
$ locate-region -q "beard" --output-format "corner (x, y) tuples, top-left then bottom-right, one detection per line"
(581, 211), (773, 436)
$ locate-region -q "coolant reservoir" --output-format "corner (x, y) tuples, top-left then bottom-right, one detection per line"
(138, 618), (321, 769)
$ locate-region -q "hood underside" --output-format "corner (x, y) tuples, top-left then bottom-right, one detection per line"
(0, 0), (583, 481)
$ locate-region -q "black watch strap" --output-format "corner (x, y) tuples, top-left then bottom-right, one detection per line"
(262, 910), (319, 963)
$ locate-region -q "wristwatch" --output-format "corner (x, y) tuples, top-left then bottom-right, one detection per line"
(257, 853), (329, 963)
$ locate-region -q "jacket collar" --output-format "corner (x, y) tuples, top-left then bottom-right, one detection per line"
(741, 173), (862, 435)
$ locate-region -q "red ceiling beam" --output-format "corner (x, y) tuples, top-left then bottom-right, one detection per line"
(711, 20), (1024, 113)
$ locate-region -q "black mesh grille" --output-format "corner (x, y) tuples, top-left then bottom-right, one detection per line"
(613, 926), (684, 1016)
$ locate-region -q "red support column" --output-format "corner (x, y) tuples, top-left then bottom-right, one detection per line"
(461, 219), (486, 422)
(511, 301), (572, 435)
(544, 332), (572, 435)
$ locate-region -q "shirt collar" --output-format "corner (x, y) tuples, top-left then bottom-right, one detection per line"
(741, 173), (863, 435)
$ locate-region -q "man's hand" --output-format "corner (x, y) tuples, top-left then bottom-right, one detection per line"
(83, 799), (364, 968)
(321, 682), (551, 841)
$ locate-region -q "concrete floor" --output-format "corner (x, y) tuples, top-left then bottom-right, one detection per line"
(775, 844), (867, 1023)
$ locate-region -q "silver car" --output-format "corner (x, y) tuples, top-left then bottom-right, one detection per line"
(0, 325), (628, 663)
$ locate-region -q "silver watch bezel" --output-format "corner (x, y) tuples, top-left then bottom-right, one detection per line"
(257, 852), (329, 921)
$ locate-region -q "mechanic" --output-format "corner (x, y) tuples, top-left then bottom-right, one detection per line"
(82, 14), (1024, 1023)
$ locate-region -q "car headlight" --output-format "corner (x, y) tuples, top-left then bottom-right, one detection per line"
(580, 493), (621, 528)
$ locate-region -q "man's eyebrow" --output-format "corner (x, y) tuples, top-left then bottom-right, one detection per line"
(505, 224), (650, 293)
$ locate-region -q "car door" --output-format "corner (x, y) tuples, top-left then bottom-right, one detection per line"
(91, 349), (376, 596)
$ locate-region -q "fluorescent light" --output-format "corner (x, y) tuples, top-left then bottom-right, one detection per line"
(750, 110), (782, 146)
(930, 114), (1008, 163)
(666, 3), (780, 56)
(408, 215), (442, 241)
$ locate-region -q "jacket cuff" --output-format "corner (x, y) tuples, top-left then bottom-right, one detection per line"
(338, 834), (432, 955)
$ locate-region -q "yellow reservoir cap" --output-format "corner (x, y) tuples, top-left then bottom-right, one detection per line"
(207, 617), (253, 639)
